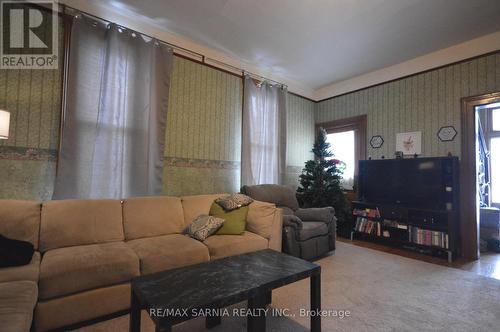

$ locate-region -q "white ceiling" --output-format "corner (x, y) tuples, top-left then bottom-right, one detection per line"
(82, 0), (500, 95)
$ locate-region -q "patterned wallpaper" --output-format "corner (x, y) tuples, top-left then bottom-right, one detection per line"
(0, 17), (63, 201)
(285, 93), (315, 187)
(316, 51), (500, 159)
(163, 56), (243, 196)
(164, 56), (315, 195)
(165, 57), (243, 162)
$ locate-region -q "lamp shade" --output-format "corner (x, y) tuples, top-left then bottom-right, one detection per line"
(0, 110), (10, 139)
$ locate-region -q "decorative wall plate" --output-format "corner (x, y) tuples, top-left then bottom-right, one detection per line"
(370, 135), (384, 148)
(437, 126), (457, 142)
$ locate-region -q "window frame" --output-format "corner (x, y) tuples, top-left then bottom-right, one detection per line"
(316, 115), (367, 193)
(486, 108), (500, 207)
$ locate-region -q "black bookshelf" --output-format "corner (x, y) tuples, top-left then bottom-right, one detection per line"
(351, 157), (460, 262)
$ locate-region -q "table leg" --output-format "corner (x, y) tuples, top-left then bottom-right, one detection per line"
(206, 314), (221, 329)
(247, 292), (267, 332)
(311, 271), (321, 332)
(264, 290), (272, 306)
(129, 289), (141, 332)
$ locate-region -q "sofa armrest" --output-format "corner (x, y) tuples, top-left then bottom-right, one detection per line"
(246, 200), (283, 252)
(0, 251), (40, 283)
(268, 208), (283, 252)
(283, 215), (303, 230)
(294, 207), (335, 223)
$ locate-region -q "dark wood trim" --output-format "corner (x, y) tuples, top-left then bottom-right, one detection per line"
(316, 115), (367, 191)
(173, 53), (242, 78)
(317, 49), (500, 103)
(316, 114), (367, 160)
(460, 92), (500, 260)
(289, 91), (316, 103)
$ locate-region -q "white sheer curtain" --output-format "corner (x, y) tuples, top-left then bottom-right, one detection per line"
(53, 15), (173, 199)
(241, 76), (287, 186)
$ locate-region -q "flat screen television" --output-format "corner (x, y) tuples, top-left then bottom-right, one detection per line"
(358, 157), (455, 210)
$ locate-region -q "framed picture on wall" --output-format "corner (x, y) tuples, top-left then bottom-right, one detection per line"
(396, 131), (422, 155)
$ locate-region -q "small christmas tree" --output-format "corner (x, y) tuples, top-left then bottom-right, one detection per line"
(297, 128), (350, 230)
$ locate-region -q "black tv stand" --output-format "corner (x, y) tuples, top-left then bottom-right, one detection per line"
(350, 201), (457, 262)
(352, 157), (460, 262)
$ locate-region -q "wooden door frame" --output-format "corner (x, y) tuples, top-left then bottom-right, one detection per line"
(461, 92), (500, 260)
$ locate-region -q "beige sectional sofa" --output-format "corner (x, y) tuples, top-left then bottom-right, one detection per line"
(0, 194), (282, 332)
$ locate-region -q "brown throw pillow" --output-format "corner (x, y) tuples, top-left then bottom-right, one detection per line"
(215, 193), (253, 212)
(187, 215), (225, 241)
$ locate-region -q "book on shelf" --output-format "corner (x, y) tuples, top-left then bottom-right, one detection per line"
(354, 217), (381, 236)
(353, 207), (380, 218)
(409, 226), (448, 249)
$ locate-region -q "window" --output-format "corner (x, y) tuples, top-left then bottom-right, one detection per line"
(493, 108), (500, 131)
(491, 137), (500, 203)
(486, 107), (500, 206)
(489, 108), (500, 205)
(326, 131), (355, 190)
(317, 115), (367, 192)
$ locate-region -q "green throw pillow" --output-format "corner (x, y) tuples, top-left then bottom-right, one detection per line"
(209, 202), (248, 235)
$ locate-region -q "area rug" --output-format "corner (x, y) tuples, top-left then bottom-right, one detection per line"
(75, 242), (500, 331)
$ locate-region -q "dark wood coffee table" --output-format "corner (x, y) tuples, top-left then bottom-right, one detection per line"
(129, 249), (321, 332)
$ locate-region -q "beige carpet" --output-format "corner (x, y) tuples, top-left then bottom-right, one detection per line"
(75, 242), (500, 332)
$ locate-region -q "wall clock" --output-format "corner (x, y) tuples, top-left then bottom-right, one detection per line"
(370, 135), (384, 148)
(437, 126), (457, 142)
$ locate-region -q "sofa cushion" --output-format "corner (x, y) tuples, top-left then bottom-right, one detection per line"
(0, 200), (41, 250)
(40, 199), (124, 252)
(127, 234), (210, 275)
(181, 194), (226, 226)
(0, 280), (38, 332)
(0, 251), (40, 283)
(210, 203), (248, 235)
(298, 222), (330, 241)
(122, 196), (185, 240)
(35, 284), (130, 332)
(242, 184), (300, 211)
(39, 242), (139, 300)
(203, 231), (268, 260)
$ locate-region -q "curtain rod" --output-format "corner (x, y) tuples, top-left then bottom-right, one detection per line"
(59, 4), (287, 88)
